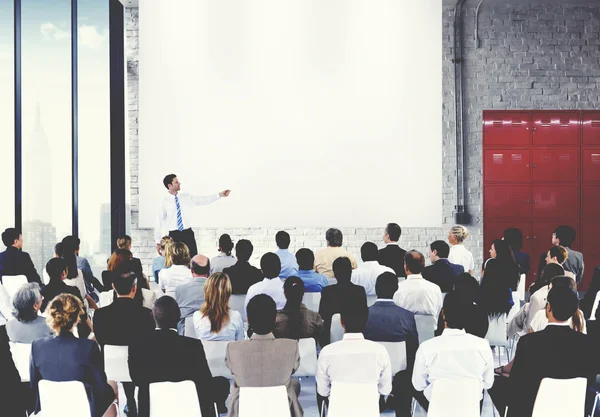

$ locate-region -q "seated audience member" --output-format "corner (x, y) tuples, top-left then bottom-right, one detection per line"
(319, 257), (367, 346)
(222, 239), (262, 294)
(503, 228), (530, 275)
(378, 222), (408, 278)
(393, 251), (443, 317)
(31, 294), (117, 417)
(351, 242), (394, 295)
(103, 249), (132, 289)
(451, 274), (489, 338)
(210, 234), (237, 274)
(412, 291), (494, 411)
(275, 230), (299, 279)
(244, 252), (286, 311)
(6, 283), (52, 343)
(274, 276), (324, 340)
(316, 305), (392, 412)
(422, 240), (464, 293)
(581, 265), (600, 319)
(152, 236), (172, 283)
(62, 248), (98, 311)
(0, 228), (41, 285)
(63, 235), (104, 297)
(159, 242), (193, 298)
(0, 327), (25, 416)
(537, 225), (584, 284)
(363, 272), (418, 417)
(314, 228), (357, 278)
(42, 242), (63, 284)
(447, 225), (475, 274)
(102, 260), (156, 309)
(193, 272), (244, 341)
(529, 276), (586, 334)
(129, 296), (227, 417)
(489, 286), (596, 417)
(175, 254), (210, 333)
(529, 247), (568, 295)
(482, 239), (520, 291)
(478, 259), (513, 319)
(116, 235), (147, 283)
(295, 248), (328, 292)
(226, 294), (302, 417)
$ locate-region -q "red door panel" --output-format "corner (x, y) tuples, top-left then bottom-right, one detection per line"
(582, 222), (600, 291)
(484, 185), (531, 219)
(583, 111), (600, 145)
(483, 111), (531, 146)
(533, 111), (580, 145)
(532, 186), (579, 219)
(583, 148), (600, 182)
(531, 221), (581, 283)
(484, 150), (531, 183)
(583, 185), (600, 220)
(532, 148), (579, 183)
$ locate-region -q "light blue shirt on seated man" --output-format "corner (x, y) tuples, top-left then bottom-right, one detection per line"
(276, 249), (299, 279)
(296, 269), (329, 292)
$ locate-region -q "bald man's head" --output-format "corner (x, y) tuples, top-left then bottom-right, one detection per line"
(191, 254), (210, 277)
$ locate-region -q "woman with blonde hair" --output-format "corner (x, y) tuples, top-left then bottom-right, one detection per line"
(447, 225), (475, 274)
(159, 242), (193, 298)
(30, 293), (118, 417)
(193, 272), (244, 341)
(152, 236), (173, 283)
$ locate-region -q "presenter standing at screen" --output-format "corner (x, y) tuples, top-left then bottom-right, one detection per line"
(156, 174), (231, 258)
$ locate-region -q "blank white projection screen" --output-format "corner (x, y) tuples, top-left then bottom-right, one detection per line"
(139, 0), (442, 228)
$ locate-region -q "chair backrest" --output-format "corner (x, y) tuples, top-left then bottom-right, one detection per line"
(590, 291), (600, 321)
(184, 316), (196, 338)
(507, 293), (521, 323)
(427, 378), (481, 417)
(414, 314), (437, 344)
(330, 313), (344, 344)
(485, 314), (508, 347)
(302, 292), (321, 312)
(2, 275), (28, 300)
(99, 291), (113, 308)
(239, 385), (291, 417)
(203, 340), (233, 379)
(327, 278), (337, 287)
(229, 294), (247, 323)
(42, 268), (50, 285)
(531, 377), (587, 417)
(104, 345), (131, 382)
(149, 380), (202, 417)
(326, 381), (379, 417)
(39, 380), (92, 417)
(376, 341), (407, 375)
(517, 274), (526, 301)
(366, 295), (377, 307)
(293, 338), (317, 377)
(9, 342), (31, 382)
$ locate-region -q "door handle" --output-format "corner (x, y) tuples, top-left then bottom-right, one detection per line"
(526, 236), (531, 240)
(533, 236), (537, 239)
(533, 164), (537, 168)
(525, 200), (530, 203)
(533, 200), (536, 204)
(525, 164), (530, 168)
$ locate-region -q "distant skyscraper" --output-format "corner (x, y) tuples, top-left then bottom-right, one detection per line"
(99, 202), (131, 255)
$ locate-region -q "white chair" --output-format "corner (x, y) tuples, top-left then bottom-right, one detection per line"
(2, 275), (28, 300)
(149, 380), (202, 417)
(293, 338), (317, 377)
(427, 378), (481, 417)
(366, 295), (377, 307)
(240, 385), (291, 417)
(507, 293), (521, 324)
(376, 341), (407, 375)
(323, 381), (379, 417)
(99, 289), (156, 310)
(590, 291), (600, 321)
(229, 294), (247, 323)
(326, 278), (337, 287)
(38, 380), (94, 417)
(330, 313), (344, 344)
(302, 292), (321, 312)
(517, 274), (526, 302)
(9, 342), (31, 382)
(485, 314), (510, 366)
(184, 316), (196, 338)
(203, 340), (233, 379)
(531, 377), (586, 417)
(99, 291), (113, 308)
(104, 345), (131, 382)
(414, 314), (437, 344)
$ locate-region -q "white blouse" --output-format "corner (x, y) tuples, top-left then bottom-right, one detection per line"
(448, 244), (475, 273)
(529, 309), (587, 334)
(210, 253), (237, 274)
(193, 309), (244, 342)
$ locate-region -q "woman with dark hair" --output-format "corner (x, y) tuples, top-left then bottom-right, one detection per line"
(273, 276), (323, 340)
(61, 249), (98, 311)
(210, 234), (237, 274)
(479, 259), (513, 319)
(483, 239), (521, 291)
(103, 251), (153, 308)
(503, 228), (530, 275)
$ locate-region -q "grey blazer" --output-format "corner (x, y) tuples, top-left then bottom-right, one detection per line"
(225, 333), (302, 417)
(175, 278), (206, 334)
(564, 247), (584, 284)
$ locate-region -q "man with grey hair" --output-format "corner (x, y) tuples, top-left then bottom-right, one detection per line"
(175, 254), (210, 334)
(6, 283), (51, 343)
(314, 228), (357, 278)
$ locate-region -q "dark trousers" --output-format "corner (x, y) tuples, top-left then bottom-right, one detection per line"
(169, 228), (198, 258)
(124, 382), (137, 416)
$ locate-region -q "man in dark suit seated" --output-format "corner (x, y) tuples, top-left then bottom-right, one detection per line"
(129, 296), (229, 417)
(378, 223), (407, 278)
(489, 286), (598, 417)
(223, 239), (263, 294)
(363, 272), (418, 417)
(422, 240), (464, 293)
(318, 257), (367, 346)
(94, 271), (154, 417)
(0, 228), (41, 285)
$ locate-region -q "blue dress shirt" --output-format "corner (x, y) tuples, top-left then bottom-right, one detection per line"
(296, 269), (329, 292)
(275, 249), (299, 279)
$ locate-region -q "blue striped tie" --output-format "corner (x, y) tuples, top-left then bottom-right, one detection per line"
(175, 195), (184, 231)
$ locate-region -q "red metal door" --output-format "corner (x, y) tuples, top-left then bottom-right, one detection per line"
(582, 222), (600, 291)
(532, 185), (579, 219)
(583, 185), (600, 220)
(483, 111), (531, 146)
(532, 148), (579, 183)
(484, 150), (531, 183)
(533, 111), (580, 145)
(484, 185), (531, 219)
(583, 148), (600, 183)
(583, 111), (600, 145)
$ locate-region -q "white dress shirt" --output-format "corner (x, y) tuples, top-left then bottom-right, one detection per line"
(393, 274), (443, 317)
(316, 333), (392, 397)
(448, 244), (475, 273)
(0, 284), (14, 326)
(412, 328), (494, 400)
(155, 193), (220, 243)
(193, 309), (244, 341)
(159, 265), (193, 298)
(529, 310), (586, 334)
(244, 278), (287, 312)
(210, 253), (237, 274)
(351, 261), (395, 295)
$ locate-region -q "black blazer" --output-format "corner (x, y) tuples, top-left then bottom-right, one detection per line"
(40, 280), (84, 313)
(422, 259), (464, 293)
(93, 297), (154, 348)
(0, 326), (25, 416)
(0, 246), (41, 285)
(30, 332), (115, 417)
(507, 325), (597, 417)
(129, 329), (215, 417)
(378, 244), (407, 278)
(223, 261), (263, 294)
(318, 282), (367, 346)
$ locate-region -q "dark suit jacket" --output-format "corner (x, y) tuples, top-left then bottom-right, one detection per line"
(513, 251), (530, 276)
(0, 326), (25, 416)
(30, 332), (115, 417)
(507, 325), (597, 417)
(538, 247), (585, 284)
(0, 246), (41, 285)
(378, 244), (407, 278)
(129, 329), (215, 417)
(223, 261), (263, 294)
(40, 280), (84, 313)
(422, 259), (464, 293)
(318, 282), (367, 345)
(93, 297), (154, 348)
